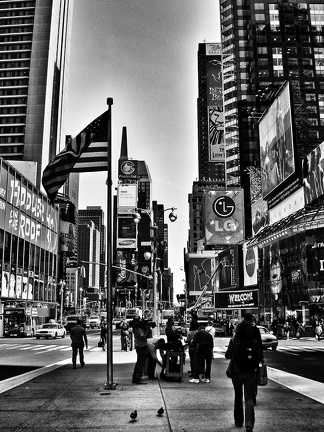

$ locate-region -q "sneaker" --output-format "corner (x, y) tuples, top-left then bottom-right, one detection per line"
(189, 378), (199, 383)
(201, 378), (210, 383)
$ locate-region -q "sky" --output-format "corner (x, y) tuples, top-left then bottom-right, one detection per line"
(65, 0), (221, 298)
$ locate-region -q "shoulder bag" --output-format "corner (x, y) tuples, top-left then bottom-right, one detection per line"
(258, 363), (268, 386)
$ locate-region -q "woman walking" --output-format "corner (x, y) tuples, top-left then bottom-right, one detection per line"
(225, 319), (262, 432)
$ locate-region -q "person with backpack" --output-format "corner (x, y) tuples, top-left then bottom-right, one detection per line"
(225, 319), (262, 432)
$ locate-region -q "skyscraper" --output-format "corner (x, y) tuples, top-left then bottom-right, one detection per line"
(78, 206), (106, 291)
(188, 42), (226, 253)
(0, 0), (73, 189)
(220, 0), (324, 236)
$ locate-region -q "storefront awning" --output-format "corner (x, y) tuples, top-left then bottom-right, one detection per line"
(247, 206), (324, 248)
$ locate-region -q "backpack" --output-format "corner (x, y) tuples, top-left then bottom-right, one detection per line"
(233, 338), (261, 372)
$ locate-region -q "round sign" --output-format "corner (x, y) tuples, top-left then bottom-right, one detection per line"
(141, 265), (150, 274)
(121, 160), (135, 175)
(213, 196), (235, 218)
(245, 248), (256, 278)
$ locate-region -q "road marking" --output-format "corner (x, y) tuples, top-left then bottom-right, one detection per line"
(268, 367), (324, 405)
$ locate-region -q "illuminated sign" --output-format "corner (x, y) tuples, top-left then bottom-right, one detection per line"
(204, 189), (244, 245)
(259, 82), (295, 198)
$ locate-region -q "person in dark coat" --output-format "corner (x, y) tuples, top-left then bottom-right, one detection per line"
(70, 319), (88, 369)
(189, 326), (214, 383)
(225, 319), (262, 432)
(243, 313), (263, 405)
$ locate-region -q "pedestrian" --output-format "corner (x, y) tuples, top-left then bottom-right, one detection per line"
(100, 320), (107, 351)
(205, 317), (216, 357)
(271, 316), (278, 336)
(165, 317), (182, 351)
(225, 319), (262, 432)
(146, 337), (166, 379)
(185, 323), (198, 377)
(189, 325), (214, 383)
(70, 319), (88, 369)
(129, 315), (152, 384)
(284, 321), (290, 340)
(315, 321), (322, 341)
(120, 319), (130, 351)
(243, 313), (263, 405)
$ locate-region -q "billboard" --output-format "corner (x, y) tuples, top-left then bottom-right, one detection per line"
(204, 189), (244, 245)
(251, 197), (268, 236)
(217, 246), (241, 290)
(205, 43), (225, 165)
(117, 216), (137, 249)
(303, 141), (324, 204)
(243, 244), (258, 287)
(187, 255), (216, 295)
(118, 159), (138, 180)
(117, 184), (138, 213)
(214, 289), (258, 309)
(259, 82), (295, 198)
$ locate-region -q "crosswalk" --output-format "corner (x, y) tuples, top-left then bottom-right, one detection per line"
(0, 335), (119, 355)
(213, 344), (324, 357)
(1, 340), (324, 357)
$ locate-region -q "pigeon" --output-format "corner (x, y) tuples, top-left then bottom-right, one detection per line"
(157, 407), (164, 416)
(130, 410), (137, 421)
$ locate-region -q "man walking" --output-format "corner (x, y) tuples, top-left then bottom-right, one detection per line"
(189, 326), (214, 383)
(70, 319), (88, 369)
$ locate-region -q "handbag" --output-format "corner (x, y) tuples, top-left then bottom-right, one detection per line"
(258, 363), (268, 386)
(226, 359), (233, 378)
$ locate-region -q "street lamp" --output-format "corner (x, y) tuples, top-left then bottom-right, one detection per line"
(133, 206), (177, 336)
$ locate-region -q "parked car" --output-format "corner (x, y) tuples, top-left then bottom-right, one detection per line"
(257, 325), (278, 351)
(89, 315), (101, 329)
(36, 323), (66, 339)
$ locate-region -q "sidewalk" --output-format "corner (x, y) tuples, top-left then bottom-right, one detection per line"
(1, 346), (324, 431)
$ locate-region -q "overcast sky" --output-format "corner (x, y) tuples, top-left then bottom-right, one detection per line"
(66, 0), (221, 297)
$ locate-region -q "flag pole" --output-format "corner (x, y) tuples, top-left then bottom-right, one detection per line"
(105, 97), (116, 390)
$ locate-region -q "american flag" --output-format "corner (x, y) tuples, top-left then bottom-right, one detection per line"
(42, 110), (108, 203)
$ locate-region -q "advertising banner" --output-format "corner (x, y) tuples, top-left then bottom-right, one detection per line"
(243, 244), (258, 287)
(259, 82), (295, 198)
(204, 189), (244, 245)
(217, 247), (241, 290)
(303, 141), (324, 205)
(214, 289), (259, 309)
(115, 250), (137, 286)
(187, 256), (216, 295)
(117, 184), (138, 213)
(117, 216), (137, 249)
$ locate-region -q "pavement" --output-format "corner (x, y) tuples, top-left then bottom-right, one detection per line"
(1, 341), (324, 432)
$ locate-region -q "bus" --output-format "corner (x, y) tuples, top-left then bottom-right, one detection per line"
(3, 307), (43, 337)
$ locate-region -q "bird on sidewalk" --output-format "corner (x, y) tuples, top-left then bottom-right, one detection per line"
(130, 410), (137, 421)
(157, 407), (164, 416)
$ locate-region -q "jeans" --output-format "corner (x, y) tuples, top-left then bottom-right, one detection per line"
(72, 346), (84, 367)
(232, 372), (256, 429)
(194, 346), (213, 379)
(132, 345), (148, 382)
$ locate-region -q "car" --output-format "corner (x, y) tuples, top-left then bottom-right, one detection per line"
(257, 325), (278, 351)
(36, 323), (66, 339)
(89, 315), (101, 329)
(214, 323), (226, 336)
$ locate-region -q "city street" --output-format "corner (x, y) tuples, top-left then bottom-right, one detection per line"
(1, 331), (324, 385)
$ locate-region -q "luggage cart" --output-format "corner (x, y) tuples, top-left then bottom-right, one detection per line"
(165, 351), (184, 382)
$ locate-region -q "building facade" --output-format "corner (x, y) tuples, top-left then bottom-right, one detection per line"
(0, 158), (59, 337)
(219, 0), (324, 325)
(0, 0), (73, 189)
